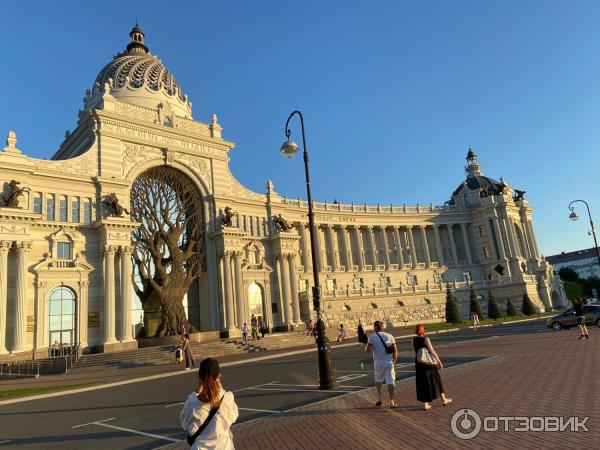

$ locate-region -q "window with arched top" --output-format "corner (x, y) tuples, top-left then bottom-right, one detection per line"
(48, 286), (76, 346)
(247, 282), (264, 320)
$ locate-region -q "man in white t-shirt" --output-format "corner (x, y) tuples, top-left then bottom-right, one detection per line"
(365, 320), (397, 408)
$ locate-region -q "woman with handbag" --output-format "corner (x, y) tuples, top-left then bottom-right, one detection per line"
(413, 324), (452, 411)
(180, 358), (239, 449)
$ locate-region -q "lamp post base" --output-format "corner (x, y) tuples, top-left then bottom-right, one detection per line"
(315, 319), (337, 389)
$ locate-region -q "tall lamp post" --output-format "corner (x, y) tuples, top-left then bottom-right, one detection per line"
(280, 110), (337, 390)
(568, 199), (600, 270)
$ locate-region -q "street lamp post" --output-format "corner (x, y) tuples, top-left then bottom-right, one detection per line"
(280, 110), (337, 390)
(568, 199), (600, 270)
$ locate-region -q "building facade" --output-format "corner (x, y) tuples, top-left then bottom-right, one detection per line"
(0, 27), (567, 356)
(546, 248), (600, 279)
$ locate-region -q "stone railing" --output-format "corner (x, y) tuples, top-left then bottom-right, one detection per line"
(281, 197), (460, 214)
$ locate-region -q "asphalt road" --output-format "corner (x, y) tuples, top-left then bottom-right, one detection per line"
(0, 319), (550, 449)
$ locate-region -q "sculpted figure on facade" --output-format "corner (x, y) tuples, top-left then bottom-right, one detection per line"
(513, 189), (526, 201)
(273, 214), (293, 232)
(2, 180), (30, 208)
(221, 207), (238, 228)
(103, 193), (129, 217)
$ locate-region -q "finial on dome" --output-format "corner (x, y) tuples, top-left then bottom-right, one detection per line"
(2, 130), (21, 154)
(126, 24), (148, 54)
(465, 146), (482, 177)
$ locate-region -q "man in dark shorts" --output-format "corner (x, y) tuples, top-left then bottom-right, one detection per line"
(574, 298), (589, 340)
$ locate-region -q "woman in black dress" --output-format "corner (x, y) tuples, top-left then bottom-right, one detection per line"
(413, 324), (452, 411)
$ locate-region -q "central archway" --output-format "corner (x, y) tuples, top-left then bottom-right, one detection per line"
(129, 165), (205, 336)
(247, 282), (264, 321)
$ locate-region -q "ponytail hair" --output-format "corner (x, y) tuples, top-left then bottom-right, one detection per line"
(198, 358), (221, 408)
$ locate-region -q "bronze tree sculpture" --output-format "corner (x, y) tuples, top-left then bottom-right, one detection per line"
(129, 166), (204, 336)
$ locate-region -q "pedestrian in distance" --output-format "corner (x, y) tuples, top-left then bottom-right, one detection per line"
(574, 298), (589, 340)
(306, 318), (314, 336)
(471, 312), (480, 332)
(365, 320), (397, 408)
(250, 315), (258, 341)
(413, 324), (452, 411)
(337, 324), (346, 342)
(181, 332), (194, 370)
(241, 323), (249, 344)
(357, 319), (368, 344)
(259, 319), (267, 339)
(180, 357), (239, 450)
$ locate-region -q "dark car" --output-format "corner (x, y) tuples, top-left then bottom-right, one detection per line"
(546, 305), (600, 330)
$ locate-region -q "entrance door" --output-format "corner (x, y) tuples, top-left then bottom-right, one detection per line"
(247, 282), (264, 321)
(48, 286), (76, 347)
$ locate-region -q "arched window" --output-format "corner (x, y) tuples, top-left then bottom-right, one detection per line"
(48, 286), (76, 346)
(247, 282), (264, 320)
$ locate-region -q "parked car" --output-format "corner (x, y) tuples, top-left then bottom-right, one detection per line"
(546, 305), (600, 330)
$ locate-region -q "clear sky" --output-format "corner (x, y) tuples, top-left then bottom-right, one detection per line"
(1, 1), (599, 256)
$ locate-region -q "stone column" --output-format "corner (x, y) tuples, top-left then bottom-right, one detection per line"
(341, 225), (353, 271)
(279, 255), (293, 325)
(526, 220), (540, 258)
(367, 226), (378, 269)
(119, 247), (134, 342)
(354, 226), (366, 271)
(288, 255), (301, 324)
(447, 224), (459, 266)
(103, 246), (117, 344)
(0, 241), (11, 354)
(381, 227), (391, 270)
(78, 280), (89, 348)
(502, 218), (518, 258)
(492, 217), (507, 260)
(299, 224), (311, 270)
(327, 225), (339, 272)
(420, 226), (431, 268)
(393, 227), (405, 268)
(222, 253), (235, 330)
(407, 226), (418, 268)
(485, 219), (498, 259)
(433, 225), (444, 266)
(11, 242), (31, 352)
(312, 224), (323, 272)
(233, 252), (245, 328)
(460, 223), (473, 264)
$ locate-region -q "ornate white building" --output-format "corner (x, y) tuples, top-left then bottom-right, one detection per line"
(0, 26), (566, 357)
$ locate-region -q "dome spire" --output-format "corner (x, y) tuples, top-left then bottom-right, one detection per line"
(126, 23), (148, 54)
(465, 146), (482, 177)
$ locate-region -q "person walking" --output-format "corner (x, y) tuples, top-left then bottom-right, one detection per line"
(471, 312), (480, 332)
(250, 315), (258, 341)
(259, 320), (267, 339)
(574, 298), (589, 340)
(306, 319), (314, 336)
(180, 358), (239, 450)
(365, 320), (397, 408)
(181, 332), (194, 370)
(413, 324), (452, 411)
(241, 323), (249, 345)
(357, 319), (368, 344)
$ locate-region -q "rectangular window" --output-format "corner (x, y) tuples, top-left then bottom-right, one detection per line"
(71, 197), (80, 223)
(83, 198), (92, 224)
(57, 242), (72, 259)
(483, 246), (490, 259)
(46, 195), (55, 221)
(479, 225), (486, 237)
(33, 193), (42, 214)
(59, 196), (67, 222)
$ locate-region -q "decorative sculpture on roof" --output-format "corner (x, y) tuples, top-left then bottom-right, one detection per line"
(2, 180), (30, 208)
(273, 214), (293, 232)
(221, 207), (238, 228)
(103, 193), (129, 217)
(513, 189), (526, 201)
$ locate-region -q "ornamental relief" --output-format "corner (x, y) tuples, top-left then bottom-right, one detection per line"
(0, 225), (27, 234)
(122, 143), (163, 176)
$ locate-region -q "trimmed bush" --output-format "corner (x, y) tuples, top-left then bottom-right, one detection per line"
(445, 286), (462, 324)
(521, 292), (537, 316)
(506, 298), (517, 316)
(487, 290), (501, 320)
(469, 286), (484, 318)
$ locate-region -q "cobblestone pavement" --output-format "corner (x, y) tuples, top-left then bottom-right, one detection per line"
(167, 326), (598, 449)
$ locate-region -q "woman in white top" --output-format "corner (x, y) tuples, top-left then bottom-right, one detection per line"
(180, 358), (239, 450)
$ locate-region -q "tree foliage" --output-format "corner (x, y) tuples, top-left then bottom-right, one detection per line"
(469, 286), (484, 318)
(130, 166), (204, 336)
(487, 289), (501, 320)
(445, 286), (462, 323)
(558, 267), (580, 283)
(506, 298), (517, 317)
(521, 292), (537, 316)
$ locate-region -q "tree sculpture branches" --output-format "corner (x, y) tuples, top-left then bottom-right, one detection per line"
(130, 167), (204, 336)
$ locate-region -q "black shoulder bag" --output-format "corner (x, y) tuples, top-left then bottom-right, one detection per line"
(376, 332), (393, 355)
(187, 394), (225, 445)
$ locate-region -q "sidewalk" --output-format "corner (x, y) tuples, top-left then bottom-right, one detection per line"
(166, 326), (598, 449)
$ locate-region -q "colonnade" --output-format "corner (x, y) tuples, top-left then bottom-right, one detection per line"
(102, 245), (134, 344)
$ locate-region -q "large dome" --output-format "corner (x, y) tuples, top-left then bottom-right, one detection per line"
(93, 25), (192, 118)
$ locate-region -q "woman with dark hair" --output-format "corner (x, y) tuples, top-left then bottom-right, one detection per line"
(181, 332), (194, 370)
(413, 324), (452, 411)
(180, 358), (239, 449)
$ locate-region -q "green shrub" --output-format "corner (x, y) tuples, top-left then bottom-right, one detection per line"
(487, 290), (501, 320)
(506, 298), (517, 316)
(445, 286), (462, 323)
(521, 292), (537, 316)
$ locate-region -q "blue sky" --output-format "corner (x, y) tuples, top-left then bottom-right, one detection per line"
(1, 1), (599, 256)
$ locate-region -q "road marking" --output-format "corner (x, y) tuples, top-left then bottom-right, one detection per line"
(164, 402), (184, 408)
(265, 383), (366, 389)
(90, 421), (180, 442)
(72, 417), (116, 428)
(337, 373), (367, 382)
(234, 381), (278, 392)
(250, 387), (356, 393)
(238, 407), (281, 413)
